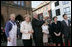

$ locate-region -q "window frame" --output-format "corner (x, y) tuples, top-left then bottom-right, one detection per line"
(21, 1), (24, 7)
(63, 7), (70, 15)
(56, 9), (60, 16)
(14, 1), (17, 4)
(62, 1), (69, 5)
(55, 1), (59, 7)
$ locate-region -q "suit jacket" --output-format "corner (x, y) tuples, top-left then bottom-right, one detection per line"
(51, 21), (63, 37)
(61, 20), (71, 38)
(31, 18), (45, 38)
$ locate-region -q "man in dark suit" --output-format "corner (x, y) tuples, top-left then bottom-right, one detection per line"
(32, 13), (45, 46)
(61, 14), (71, 46)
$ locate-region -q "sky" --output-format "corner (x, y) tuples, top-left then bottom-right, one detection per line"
(31, 1), (44, 8)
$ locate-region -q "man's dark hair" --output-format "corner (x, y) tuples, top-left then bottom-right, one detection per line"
(63, 14), (67, 17)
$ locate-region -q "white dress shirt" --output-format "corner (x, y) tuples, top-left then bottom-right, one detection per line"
(20, 21), (33, 39)
(64, 19), (68, 26)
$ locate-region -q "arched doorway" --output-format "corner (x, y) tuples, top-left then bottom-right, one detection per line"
(15, 15), (24, 38)
(15, 15), (24, 23)
(1, 15), (5, 27)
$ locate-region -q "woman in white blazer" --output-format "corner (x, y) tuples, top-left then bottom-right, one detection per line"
(20, 14), (34, 46)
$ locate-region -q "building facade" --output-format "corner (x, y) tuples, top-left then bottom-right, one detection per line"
(33, 1), (52, 22)
(1, 1), (32, 26)
(50, 1), (71, 21)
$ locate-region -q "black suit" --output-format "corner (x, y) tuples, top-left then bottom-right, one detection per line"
(48, 24), (53, 43)
(61, 20), (71, 46)
(32, 18), (45, 46)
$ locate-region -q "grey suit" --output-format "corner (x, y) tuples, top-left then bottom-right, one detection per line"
(61, 20), (71, 46)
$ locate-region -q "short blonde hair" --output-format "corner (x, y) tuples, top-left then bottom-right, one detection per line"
(10, 13), (16, 18)
(24, 14), (31, 20)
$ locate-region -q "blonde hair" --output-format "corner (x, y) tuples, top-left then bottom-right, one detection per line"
(10, 13), (16, 19)
(24, 14), (31, 21)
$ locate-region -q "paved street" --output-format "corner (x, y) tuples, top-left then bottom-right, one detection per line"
(1, 38), (70, 46)
(1, 39), (24, 46)
(1, 38), (35, 46)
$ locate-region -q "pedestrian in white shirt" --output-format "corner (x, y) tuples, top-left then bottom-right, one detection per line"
(42, 16), (49, 46)
(20, 14), (34, 46)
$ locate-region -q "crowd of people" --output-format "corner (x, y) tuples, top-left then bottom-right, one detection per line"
(1, 13), (71, 46)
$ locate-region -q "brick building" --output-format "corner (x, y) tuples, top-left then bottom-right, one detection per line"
(1, 1), (32, 26)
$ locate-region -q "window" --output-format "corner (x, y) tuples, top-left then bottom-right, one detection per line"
(2, 1), (5, 2)
(55, 1), (59, 7)
(63, 7), (70, 15)
(18, 1), (20, 5)
(21, 1), (24, 6)
(14, 1), (17, 4)
(62, 1), (69, 5)
(56, 9), (60, 16)
(1, 1), (6, 3)
(18, 1), (20, 7)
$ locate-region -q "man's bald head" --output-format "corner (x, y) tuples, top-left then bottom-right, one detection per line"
(33, 12), (38, 19)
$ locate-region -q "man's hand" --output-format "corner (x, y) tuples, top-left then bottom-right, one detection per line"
(7, 37), (11, 42)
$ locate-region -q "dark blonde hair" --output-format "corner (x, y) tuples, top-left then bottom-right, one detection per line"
(24, 14), (31, 21)
(9, 13), (16, 20)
